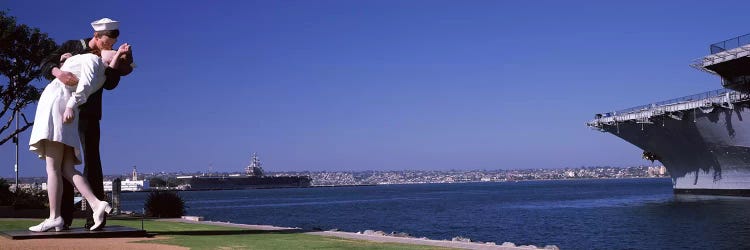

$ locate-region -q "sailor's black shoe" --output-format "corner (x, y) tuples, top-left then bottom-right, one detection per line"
(85, 216), (107, 230)
(84, 218), (94, 230)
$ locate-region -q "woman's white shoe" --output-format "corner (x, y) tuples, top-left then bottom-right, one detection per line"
(90, 201), (112, 231)
(29, 217), (63, 232)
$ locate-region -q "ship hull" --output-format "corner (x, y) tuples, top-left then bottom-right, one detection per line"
(601, 102), (750, 196)
(179, 176), (312, 190)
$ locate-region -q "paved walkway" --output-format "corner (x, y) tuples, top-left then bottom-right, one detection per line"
(0, 237), (187, 250)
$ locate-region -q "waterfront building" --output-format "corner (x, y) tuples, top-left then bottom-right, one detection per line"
(103, 179), (150, 192)
(103, 166), (150, 191)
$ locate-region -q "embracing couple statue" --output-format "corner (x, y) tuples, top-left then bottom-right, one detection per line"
(27, 17), (134, 232)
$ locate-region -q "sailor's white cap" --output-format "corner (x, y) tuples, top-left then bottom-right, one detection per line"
(91, 18), (119, 31)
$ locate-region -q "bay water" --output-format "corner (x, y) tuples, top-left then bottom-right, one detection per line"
(120, 178), (750, 249)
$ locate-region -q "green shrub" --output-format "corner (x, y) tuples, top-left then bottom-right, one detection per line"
(144, 190), (185, 218)
(12, 188), (48, 209)
(0, 178), (12, 206)
(149, 177), (167, 188)
(0, 178), (47, 208)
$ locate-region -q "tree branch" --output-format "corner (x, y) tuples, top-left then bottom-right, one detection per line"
(20, 112), (30, 124)
(0, 101), (9, 123)
(0, 85), (12, 120)
(0, 108), (16, 137)
(0, 119), (32, 145)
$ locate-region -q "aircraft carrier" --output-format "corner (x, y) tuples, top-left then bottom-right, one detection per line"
(588, 33), (750, 196)
(177, 153), (312, 190)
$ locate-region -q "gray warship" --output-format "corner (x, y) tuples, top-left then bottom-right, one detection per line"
(176, 153), (312, 190)
(588, 33), (750, 196)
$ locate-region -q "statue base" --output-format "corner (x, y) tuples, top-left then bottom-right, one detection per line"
(0, 226), (146, 240)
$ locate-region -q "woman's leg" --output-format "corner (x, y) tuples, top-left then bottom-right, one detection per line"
(44, 141), (64, 219)
(30, 141), (65, 232)
(60, 145), (110, 230)
(60, 145), (102, 207)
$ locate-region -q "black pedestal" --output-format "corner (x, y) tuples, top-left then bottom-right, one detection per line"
(0, 226), (146, 240)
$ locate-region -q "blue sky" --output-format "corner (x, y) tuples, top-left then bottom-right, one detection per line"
(1, 0), (748, 178)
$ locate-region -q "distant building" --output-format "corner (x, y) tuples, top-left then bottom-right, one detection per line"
(646, 165), (668, 177)
(103, 166), (150, 192)
(34, 180), (149, 192)
(11, 183), (43, 191)
(103, 179), (150, 192)
(565, 171), (576, 178)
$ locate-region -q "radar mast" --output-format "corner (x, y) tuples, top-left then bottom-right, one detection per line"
(245, 153), (265, 176)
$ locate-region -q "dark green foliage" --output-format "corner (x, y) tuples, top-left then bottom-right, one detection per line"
(11, 188), (47, 209)
(149, 177), (167, 187)
(0, 10), (59, 145)
(144, 190), (185, 218)
(170, 177), (186, 187)
(0, 178), (12, 205)
(0, 178), (48, 208)
(1, 179), (48, 209)
(148, 177), (182, 188)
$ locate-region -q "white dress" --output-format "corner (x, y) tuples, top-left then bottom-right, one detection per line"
(29, 53), (106, 164)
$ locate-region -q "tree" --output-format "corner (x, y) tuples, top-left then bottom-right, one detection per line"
(149, 177), (167, 188)
(0, 11), (59, 145)
(0, 177), (47, 208)
(0, 178), (12, 205)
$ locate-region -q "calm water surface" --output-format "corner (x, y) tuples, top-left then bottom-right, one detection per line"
(120, 178), (750, 249)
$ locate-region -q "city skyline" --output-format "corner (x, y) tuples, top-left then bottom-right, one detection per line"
(3, 1), (750, 178)
(11, 165), (668, 186)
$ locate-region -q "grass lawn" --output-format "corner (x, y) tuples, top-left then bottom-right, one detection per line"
(0, 218), (451, 249)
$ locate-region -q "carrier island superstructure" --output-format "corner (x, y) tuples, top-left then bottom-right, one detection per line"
(588, 33), (750, 196)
